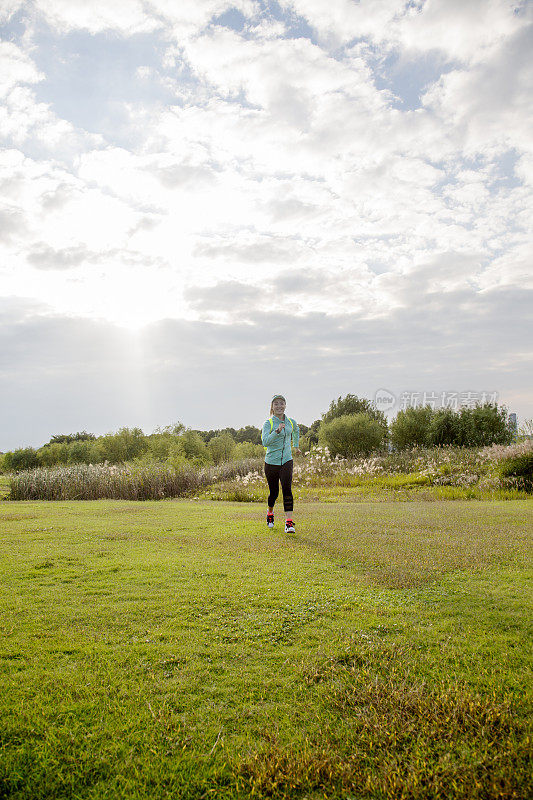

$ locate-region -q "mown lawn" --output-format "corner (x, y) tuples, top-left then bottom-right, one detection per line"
(0, 498), (532, 799)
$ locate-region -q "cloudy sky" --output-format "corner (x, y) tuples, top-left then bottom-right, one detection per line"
(1, 0), (532, 450)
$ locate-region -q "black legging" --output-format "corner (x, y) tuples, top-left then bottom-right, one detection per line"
(264, 459), (293, 512)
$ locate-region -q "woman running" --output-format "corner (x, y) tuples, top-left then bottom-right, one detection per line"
(261, 394), (301, 533)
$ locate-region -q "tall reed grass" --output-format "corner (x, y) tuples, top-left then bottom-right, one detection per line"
(7, 442), (532, 501)
(9, 458), (264, 501)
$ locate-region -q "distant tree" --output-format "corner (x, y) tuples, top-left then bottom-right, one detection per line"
(145, 436), (171, 461)
(99, 427), (148, 463)
(200, 426), (260, 445)
(427, 408), (461, 447)
(37, 442), (70, 467)
(3, 448), (39, 472)
(390, 406), (434, 450)
(319, 413), (386, 457)
(193, 429), (212, 443)
(323, 394), (387, 429)
(146, 423), (186, 461)
(198, 428), (232, 443)
(391, 402), (512, 450)
(46, 434), (70, 445)
(175, 430), (210, 465)
(457, 404), (513, 447)
(234, 426), (262, 445)
(46, 431), (96, 446)
(67, 440), (95, 464)
(152, 422), (185, 436)
(73, 431), (96, 441)
(233, 441), (264, 459)
(303, 419), (322, 448)
(208, 432), (236, 464)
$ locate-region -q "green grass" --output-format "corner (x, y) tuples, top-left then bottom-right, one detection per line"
(0, 498), (532, 799)
(0, 474), (10, 500)
(200, 478), (529, 503)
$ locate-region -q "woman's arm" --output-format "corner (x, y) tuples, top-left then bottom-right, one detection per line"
(261, 420), (281, 447)
(291, 419), (301, 454)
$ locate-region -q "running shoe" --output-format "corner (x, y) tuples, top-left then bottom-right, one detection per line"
(266, 512), (274, 528)
(285, 519), (295, 534)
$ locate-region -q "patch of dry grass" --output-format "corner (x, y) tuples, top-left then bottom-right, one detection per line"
(236, 641), (531, 799)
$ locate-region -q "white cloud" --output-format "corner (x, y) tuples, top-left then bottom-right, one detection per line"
(148, 0), (257, 35)
(0, 41), (103, 158)
(192, 232), (303, 264)
(280, 0), (526, 63)
(394, 0), (526, 64)
(0, 85), (77, 147)
(423, 20), (533, 157)
(27, 242), (91, 269)
(182, 27), (384, 123)
(23, 0), (258, 38)
(0, 41), (43, 97)
(0, 1), (24, 24)
(32, 0), (158, 36)
(278, 0), (401, 48)
(477, 241), (533, 290)
(0, 0), (531, 434)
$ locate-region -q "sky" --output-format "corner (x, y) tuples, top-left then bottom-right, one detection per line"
(0, 0), (532, 450)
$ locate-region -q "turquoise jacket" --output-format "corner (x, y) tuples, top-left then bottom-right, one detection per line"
(262, 415), (300, 465)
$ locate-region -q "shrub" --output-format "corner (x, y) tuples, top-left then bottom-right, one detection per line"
(201, 426), (261, 445)
(37, 442), (70, 467)
(208, 432), (236, 464)
(299, 433), (313, 453)
(457, 404), (513, 447)
(233, 441), (264, 459)
(427, 408), (461, 446)
(67, 440), (95, 464)
(304, 420), (321, 448)
(234, 425), (262, 445)
(397, 403), (513, 450)
(200, 457), (264, 485)
(3, 447), (39, 472)
(99, 427), (148, 463)
(166, 447), (197, 473)
(319, 413), (385, 457)
(145, 434), (176, 461)
(498, 452), (533, 491)
(390, 406), (434, 450)
(322, 394), (387, 428)
(175, 430), (211, 465)
(47, 431), (96, 445)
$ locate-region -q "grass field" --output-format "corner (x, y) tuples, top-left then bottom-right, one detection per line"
(1, 497), (532, 799)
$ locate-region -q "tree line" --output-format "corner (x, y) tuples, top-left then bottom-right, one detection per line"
(0, 395), (517, 473)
